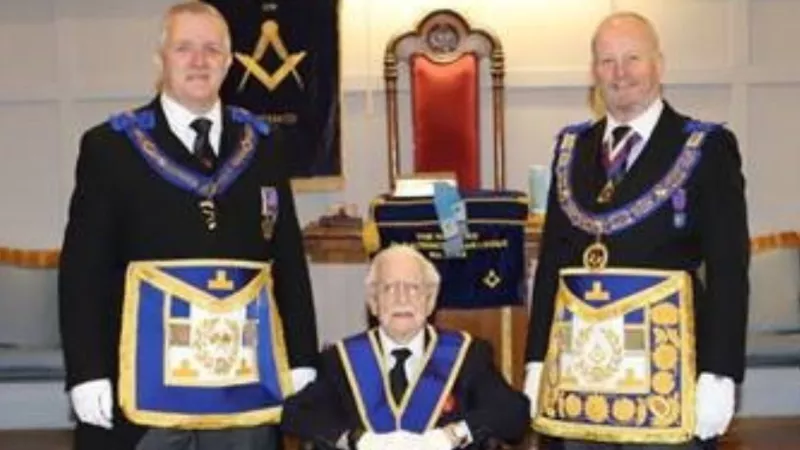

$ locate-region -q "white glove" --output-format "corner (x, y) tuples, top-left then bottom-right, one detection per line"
(694, 372), (735, 440)
(392, 430), (426, 449)
(421, 428), (455, 450)
(290, 367), (317, 393)
(69, 378), (113, 429)
(357, 430), (423, 450)
(523, 361), (544, 419)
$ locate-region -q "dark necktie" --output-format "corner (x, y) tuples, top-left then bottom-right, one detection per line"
(612, 125), (630, 147)
(389, 348), (412, 403)
(190, 118), (216, 173)
(603, 125), (640, 184)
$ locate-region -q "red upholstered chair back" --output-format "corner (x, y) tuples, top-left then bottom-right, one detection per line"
(384, 9), (506, 190)
(381, 11), (525, 389)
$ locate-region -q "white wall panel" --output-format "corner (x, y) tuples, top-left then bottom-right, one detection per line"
(504, 87), (592, 192)
(663, 85), (732, 124)
(60, 0), (171, 95)
(480, 0), (612, 71)
(0, 102), (61, 247)
(0, 2), (58, 98)
(747, 84), (800, 234)
(615, 0), (732, 70)
(749, 0), (800, 67)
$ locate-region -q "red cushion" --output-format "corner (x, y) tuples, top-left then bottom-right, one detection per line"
(411, 53), (480, 189)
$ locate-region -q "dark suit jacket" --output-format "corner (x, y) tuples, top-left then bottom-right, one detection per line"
(58, 98), (318, 449)
(525, 102), (750, 383)
(281, 328), (530, 450)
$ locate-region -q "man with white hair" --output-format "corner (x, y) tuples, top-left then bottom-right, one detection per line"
(282, 245), (530, 450)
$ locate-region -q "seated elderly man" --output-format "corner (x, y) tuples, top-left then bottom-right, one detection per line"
(281, 244), (529, 450)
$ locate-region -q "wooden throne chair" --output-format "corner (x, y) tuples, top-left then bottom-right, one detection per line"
(376, 9), (529, 388)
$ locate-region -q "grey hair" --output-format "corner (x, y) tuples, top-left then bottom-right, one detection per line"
(364, 244), (441, 300)
(157, 1), (232, 52)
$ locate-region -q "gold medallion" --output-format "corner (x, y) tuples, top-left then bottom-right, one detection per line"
(199, 199), (217, 231)
(585, 395), (609, 423)
(651, 303), (679, 326)
(565, 394), (583, 418)
(612, 398), (636, 423)
(582, 241), (609, 270)
(652, 344), (679, 371)
(651, 371), (676, 395)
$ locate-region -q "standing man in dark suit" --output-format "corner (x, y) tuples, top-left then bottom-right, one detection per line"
(58, 2), (318, 449)
(523, 12), (749, 450)
(281, 245), (530, 450)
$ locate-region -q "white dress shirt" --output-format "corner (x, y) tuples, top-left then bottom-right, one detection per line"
(604, 97), (664, 169)
(378, 327), (425, 382)
(160, 93), (222, 156)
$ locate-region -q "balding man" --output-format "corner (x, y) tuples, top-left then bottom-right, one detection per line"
(523, 11), (749, 450)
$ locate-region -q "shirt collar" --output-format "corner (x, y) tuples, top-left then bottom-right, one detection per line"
(377, 326), (425, 361)
(159, 93), (222, 153)
(160, 93), (221, 130)
(604, 97), (663, 144)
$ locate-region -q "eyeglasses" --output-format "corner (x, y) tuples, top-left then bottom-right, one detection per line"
(372, 281), (429, 297)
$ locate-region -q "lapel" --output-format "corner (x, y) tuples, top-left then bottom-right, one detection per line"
(610, 103), (687, 207)
(570, 119), (607, 213)
(219, 107), (239, 163)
